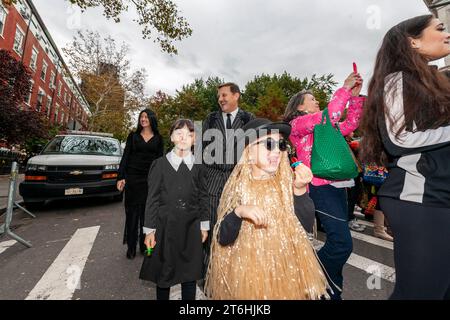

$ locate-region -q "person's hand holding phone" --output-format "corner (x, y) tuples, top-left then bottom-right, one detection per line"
(344, 73), (361, 90)
(350, 62), (363, 96)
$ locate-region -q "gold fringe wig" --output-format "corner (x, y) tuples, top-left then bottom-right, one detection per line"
(204, 147), (330, 300)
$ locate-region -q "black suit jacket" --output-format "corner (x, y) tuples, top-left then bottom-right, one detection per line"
(202, 108), (255, 195)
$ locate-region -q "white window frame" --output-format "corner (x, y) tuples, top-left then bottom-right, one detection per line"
(30, 46), (38, 71)
(49, 71), (56, 88)
(36, 87), (45, 112)
(0, 6), (7, 38)
(41, 61), (48, 82)
(25, 80), (34, 106)
(54, 103), (60, 122)
(13, 25), (25, 56)
(46, 95), (52, 117)
(58, 81), (62, 97)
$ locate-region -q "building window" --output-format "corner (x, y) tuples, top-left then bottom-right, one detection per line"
(36, 88), (45, 112)
(60, 111), (65, 124)
(54, 104), (60, 122)
(13, 25), (25, 55)
(41, 61), (48, 81)
(58, 81), (62, 96)
(49, 71), (56, 88)
(25, 80), (34, 105)
(0, 6), (7, 38)
(30, 47), (38, 71)
(46, 96), (52, 117)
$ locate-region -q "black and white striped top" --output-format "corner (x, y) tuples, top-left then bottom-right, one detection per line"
(377, 72), (450, 208)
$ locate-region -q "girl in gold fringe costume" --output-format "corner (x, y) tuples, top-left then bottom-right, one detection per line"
(205, 119), (330, 300)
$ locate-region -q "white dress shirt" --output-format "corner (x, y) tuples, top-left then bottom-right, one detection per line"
(222, 108), (239, 128)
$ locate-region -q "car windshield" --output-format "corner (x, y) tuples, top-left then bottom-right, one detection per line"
(42, 136), (121, 156)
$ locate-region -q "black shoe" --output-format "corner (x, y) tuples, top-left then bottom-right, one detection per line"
(126, 247), (136, 259)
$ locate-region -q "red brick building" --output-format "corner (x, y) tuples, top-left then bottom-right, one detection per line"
(0, 0), (90, 130)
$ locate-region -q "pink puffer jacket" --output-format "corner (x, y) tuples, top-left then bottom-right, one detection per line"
(289, 87), (365, 187)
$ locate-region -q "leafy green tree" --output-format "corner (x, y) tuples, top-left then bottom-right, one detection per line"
(23, 123), (63, 158)
(0, 49), (50, 150)
(241, 72), (337, 118)
(253, 83), (287, 121)
(147, 73), (337, 146)
(2, 0), (192, 54)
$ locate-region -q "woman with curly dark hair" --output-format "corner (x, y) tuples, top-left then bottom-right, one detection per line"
(360, 15), (450, 300)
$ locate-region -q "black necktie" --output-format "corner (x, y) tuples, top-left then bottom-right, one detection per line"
(226, 114), (232, 130)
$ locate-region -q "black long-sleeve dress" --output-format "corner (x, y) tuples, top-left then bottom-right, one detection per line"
(118, 132), (164, 205)
(139, 156), (209, 288)
(118, 132), (164, 245)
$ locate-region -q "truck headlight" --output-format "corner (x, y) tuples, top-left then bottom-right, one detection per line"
(26, 164), (47, 171)
(104, 164), (120, 170)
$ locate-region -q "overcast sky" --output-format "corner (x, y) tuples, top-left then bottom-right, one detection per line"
(33, 0), (438, 96)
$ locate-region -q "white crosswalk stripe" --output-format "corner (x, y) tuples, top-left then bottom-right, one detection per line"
(0, 240), (17, 255)
(355, 219), (374, 228)
(350, 231), (394, 250)
(25, 226), (100, 300)
(170, 227), (396, 300)
(16, 219), (394, 300)
(347, 253), (396, 283)
(315, 240), (396, 283)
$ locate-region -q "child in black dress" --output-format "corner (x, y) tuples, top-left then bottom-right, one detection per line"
(139, 119), (209, 300)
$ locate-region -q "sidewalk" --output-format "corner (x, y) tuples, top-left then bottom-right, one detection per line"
(0, 174), (24, 214)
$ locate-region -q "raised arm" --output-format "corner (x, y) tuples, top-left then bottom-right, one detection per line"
(338, 95), (365, 137)
(290, 87), (352, 137)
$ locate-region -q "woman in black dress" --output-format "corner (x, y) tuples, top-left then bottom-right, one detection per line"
(139, 119), (209, 300)
(117, 109), (164, 259)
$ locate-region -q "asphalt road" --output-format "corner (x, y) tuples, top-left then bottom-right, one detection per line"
(0, 197), (394, 300)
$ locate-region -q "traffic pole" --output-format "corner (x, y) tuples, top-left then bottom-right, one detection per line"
(0, 162), (33, 248)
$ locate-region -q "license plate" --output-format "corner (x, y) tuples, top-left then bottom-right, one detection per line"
(65, 188), (83, 195)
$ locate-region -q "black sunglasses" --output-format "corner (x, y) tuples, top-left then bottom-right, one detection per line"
(255, 137), (288, 152)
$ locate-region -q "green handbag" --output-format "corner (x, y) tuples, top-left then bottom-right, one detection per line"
(311, 108), (359, 180)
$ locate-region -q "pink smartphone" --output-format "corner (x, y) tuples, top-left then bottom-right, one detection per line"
(353, 62), (358, 74)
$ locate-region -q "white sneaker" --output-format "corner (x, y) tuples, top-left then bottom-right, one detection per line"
(349, 219), (366, 232)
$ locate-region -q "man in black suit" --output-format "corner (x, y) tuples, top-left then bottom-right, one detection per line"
(201, 82), (255, 274)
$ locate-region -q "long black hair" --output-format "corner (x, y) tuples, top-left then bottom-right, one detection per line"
(136, 109), (160, 136)
(360, 15), (450, 165)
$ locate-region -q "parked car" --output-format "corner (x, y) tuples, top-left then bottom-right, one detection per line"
(19, 131), (123, 207)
